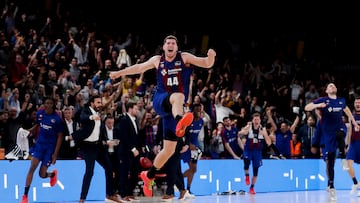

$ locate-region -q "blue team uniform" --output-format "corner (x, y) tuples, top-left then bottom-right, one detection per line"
(182, 118), (204, 163)
(30, 109), (63, 166)
(313, 97), (346, 154)
(152, 52), (193, 140)
(274, 129), (292, 159)
(222, 126), (243, 159)
(346, 113), (360, 163)
(243, 125), (265, 168)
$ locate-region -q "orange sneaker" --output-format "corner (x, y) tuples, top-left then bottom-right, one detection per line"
(20, 195), (28, 203)
(140, 171), (154, 197)
(245, 175), (250, 185)
(249, 187), (256, 195)
(175, 112), (194, 137)
(50, 169), (58, 187)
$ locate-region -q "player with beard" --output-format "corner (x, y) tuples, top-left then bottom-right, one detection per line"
(305, 82), (359, 201)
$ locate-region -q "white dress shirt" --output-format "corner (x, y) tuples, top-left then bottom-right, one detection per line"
(127, 113), (138, 134)
(84, 107), (101, 142)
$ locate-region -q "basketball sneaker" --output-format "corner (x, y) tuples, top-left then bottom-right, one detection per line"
(161, 194), (174, 202)
(179, 190), (195, 200)
(328, 188), (337, 201)
(237, 190), (246, 195)
(50, 169), (58, 187)
(175, 112), (194, 137)
(249, 187), (256, 195)
(121, 195), (138, 202)
(351, 184), (359, 194)
(187, 191), (196, 199)
(245, 175), (250, 185)
(140, 171), (154, 197)
(105, 195), (123, 203)
(126, 196), (139, 201)
(20, 195), (28, 203)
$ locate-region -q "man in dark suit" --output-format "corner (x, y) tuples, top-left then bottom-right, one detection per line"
(101, 115), (121, 195)
(58, 106), (79, 160)
(116, 102), (141, 202)
(70, 95), (122, 203)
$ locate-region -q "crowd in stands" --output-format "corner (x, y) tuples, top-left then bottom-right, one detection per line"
(1, 0), (360, 161)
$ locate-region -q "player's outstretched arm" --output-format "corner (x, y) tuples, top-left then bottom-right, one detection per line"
(182, 49), (216, 69)
(109, 56), (159, 80)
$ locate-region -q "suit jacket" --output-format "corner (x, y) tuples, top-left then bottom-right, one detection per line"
(100, 122), (121, 151)
(72, 106), (105, 144)
(59, 118), (79, 159)
(116, 114), (141, 157)
(62, 118), (79, 145)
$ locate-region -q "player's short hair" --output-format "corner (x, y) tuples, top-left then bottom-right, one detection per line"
(252, 112), (261, 118)
(43, 97), (56, 111)
(164, 35), (178, 43)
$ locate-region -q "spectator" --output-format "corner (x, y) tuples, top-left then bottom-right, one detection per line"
(297, 114), (318, 158)
(290, 133), (302, 159)
(209, 122), (225, 159)
(268, 109), (300, 159)
(304, 83), (319, 105)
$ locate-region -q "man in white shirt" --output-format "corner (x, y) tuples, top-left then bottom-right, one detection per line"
(71, 95), (122, 203)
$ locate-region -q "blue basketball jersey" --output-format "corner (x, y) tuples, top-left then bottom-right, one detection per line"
(156, 51), (193, 102)
(314, 96), (346, 133)
(188, 118), (204, 147)
(35, 109), (63, 146)
(313, 96), (346, 153)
